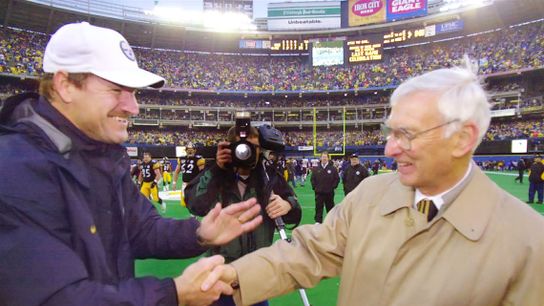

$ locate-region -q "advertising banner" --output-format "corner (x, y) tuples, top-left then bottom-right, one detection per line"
(348, 0), (386, 27)
(386, 0), (427, 22)
(490, 108), (516, 118)
(126, 147), (138, 157)
(435, 19), (464, 34)
(268, 1), (341, 31)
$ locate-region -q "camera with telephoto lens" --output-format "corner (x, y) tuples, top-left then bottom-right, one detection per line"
(230, 111), (285, 169)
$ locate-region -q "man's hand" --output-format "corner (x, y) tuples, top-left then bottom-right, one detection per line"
(151, 181), (157, 189)
(174, 255), (232, 306)
(266, 193), (292, 219)
(216, 141), (232, 170)
(201, 264), (239, 292)
(197, 198), (262, 246)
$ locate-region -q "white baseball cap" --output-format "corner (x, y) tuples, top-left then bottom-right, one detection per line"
(43, 22), (165, 89)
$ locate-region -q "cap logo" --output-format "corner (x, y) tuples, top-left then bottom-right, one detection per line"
(119, 40), (136, 62)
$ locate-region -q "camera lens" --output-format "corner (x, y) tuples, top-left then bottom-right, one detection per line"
(234, 143), (252, 161)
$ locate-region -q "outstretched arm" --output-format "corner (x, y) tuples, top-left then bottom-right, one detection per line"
(196, 198), (263, 246)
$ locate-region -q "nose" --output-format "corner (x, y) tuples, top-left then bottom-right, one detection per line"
(120, 90), (139, 116)
(384, 137), (402, 157)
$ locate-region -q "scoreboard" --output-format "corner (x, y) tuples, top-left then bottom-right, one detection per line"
(345, 35), (383, 63)
(271, 39), (309, 51)
(383, 28), (426, 44)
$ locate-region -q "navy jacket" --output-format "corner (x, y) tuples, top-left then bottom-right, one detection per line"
(0, 93), (207, 306)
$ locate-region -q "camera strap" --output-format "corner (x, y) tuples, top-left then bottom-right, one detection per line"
(236, 173), (251, 185)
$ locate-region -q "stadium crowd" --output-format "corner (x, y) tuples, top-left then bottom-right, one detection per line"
(1, 21), (543, 147)
(137, 92), (391, 108)
(1, 21), (543, 91)
(127, 118), (544, 146)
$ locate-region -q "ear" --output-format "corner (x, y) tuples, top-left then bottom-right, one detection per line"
(452, 122), (479, 158)
(52, 71), (76, 104)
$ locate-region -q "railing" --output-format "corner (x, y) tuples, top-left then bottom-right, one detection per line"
(26, 0), (151, 22)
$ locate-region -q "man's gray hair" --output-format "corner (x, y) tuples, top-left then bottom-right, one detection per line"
(390, 56), (491, 148)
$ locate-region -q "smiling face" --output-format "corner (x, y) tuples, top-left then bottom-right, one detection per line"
(320, 153), (329, 165)
(350, 157), (360, 166)
(384, 91), (468, 195)
(53, 73), (139, 144)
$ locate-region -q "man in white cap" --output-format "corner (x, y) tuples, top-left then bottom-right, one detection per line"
(0, 22), (262, 306)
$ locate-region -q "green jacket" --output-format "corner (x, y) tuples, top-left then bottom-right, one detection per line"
(185, 162), (301, 263)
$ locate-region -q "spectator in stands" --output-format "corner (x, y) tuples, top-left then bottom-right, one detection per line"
(2, 21), (544, 91)
(200, 60), (544, 306)
(0, 22), (263, 306)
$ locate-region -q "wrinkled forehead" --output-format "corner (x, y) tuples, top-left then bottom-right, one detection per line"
(388, 91), (443, 127)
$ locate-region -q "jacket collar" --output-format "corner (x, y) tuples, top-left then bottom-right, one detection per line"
(34, 96), (121, 155)
(1, 93), (128, 188)
(378, 176), (413, 216)
(379, 167), (497, 241)
(441, 167), (498, 241)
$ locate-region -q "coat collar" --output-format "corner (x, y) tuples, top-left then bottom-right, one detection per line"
(379, 167), (498, 241)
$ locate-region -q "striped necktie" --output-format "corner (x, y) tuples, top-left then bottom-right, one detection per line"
(417, 199), (438, 222)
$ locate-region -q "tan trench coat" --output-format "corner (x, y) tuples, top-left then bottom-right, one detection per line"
(232, 168), (544, 306)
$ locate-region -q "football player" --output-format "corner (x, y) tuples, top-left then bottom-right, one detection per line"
(173, 143), (202, 207)
(161, 157), (172, 191)
(138, 152), (165, 212)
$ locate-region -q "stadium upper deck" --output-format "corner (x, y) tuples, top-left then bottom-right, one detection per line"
(0, 0), (543, 152)
(1, 19), (543, 92)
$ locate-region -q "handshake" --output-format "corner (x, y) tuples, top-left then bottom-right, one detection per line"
(174, 198), (262, 306)
(174, 255), (238, 306)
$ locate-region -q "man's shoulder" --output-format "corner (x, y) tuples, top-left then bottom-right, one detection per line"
(361, 172), (397, 185)
(496, 189), (544, 231)
(0, 133), (58, 200)
(347, 172), (400, 198)
(466, 170), (544, 237)
(0, 132), (48, 165)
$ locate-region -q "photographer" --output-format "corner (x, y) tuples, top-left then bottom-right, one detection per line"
(185, 124), (302, 306)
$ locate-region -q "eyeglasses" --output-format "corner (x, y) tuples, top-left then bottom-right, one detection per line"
(382, 119), (459, 151)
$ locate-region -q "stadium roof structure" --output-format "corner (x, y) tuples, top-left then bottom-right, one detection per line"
(0, 0), (543, 52)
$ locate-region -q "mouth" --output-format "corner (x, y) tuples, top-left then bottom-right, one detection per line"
(397, 161), (414, 174)
(111, 116), (129, 126)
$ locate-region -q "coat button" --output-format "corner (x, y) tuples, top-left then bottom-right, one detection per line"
(90, 225), (97, 234)
(405, 216), (415, 227)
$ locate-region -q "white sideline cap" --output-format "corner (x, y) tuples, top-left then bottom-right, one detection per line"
(43, 22), (164, 89)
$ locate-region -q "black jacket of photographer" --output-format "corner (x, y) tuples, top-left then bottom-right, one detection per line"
(342, 164), (369, 195)
(185, 161), (301, 263)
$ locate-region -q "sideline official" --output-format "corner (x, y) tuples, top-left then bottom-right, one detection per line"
(342, 154), (369, 196)
(311, 152), (339, 223)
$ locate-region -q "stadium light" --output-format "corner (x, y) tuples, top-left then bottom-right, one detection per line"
(439, 0), (492, 12)
(145, 6), (256, 31)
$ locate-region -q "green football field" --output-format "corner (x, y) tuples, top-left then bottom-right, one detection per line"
(136, 171), (543, 306)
